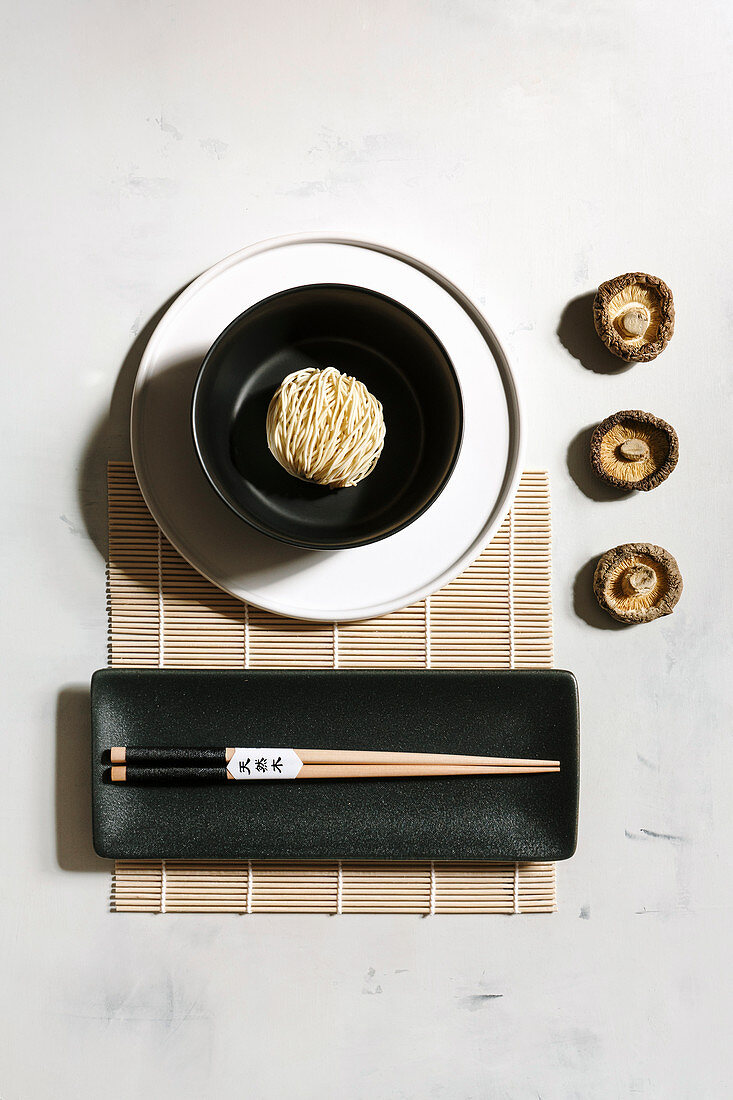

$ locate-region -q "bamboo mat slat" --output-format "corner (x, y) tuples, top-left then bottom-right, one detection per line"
(108, 462), (556, 914)
(111, 860), (556, 914)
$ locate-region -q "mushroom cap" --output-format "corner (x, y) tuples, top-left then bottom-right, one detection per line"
(593, 272), (675, 362)
(593, 543), (683, 623)
(590, 410), (679, 492)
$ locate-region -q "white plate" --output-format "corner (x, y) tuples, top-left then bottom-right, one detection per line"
(131, 235), (523, 621)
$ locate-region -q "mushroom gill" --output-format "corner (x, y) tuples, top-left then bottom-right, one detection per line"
(593, 543), (683, 624)
(590, 410), (679, 491)
(593, 273), (674, 362)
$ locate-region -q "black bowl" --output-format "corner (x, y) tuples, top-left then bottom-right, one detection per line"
(192, 283), (463, 550)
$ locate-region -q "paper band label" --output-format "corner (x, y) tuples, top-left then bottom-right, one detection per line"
(226, 748), (303, 780)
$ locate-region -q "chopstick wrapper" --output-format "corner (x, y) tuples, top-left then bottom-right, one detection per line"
(227, 749), (303, 779)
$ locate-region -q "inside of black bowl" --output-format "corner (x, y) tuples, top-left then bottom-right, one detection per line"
(192, 283), (463, 549)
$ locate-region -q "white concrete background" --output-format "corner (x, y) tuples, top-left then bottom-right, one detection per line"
(1, 2), (731, 1097)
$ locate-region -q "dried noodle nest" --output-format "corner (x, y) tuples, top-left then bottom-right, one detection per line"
(266, 366), (386, 489)
(593, 543), (683, 624)
(590, 410), (678, 492)
(593, 272), (674, 362)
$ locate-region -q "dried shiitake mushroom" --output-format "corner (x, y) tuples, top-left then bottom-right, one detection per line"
(593, 543), (683, 624)
(593, 273), (675, 362)
(590, 410), (679, 492)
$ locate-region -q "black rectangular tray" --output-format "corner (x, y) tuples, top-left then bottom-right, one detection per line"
(92, 668), (579, 861)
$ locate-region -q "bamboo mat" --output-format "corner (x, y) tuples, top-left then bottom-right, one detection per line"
(108, 462), (555, 914)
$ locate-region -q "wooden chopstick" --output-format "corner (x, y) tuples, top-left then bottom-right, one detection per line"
(111, 761), (558, 783)
(110, 746), (559, 769)
(296, 749), (559, 767)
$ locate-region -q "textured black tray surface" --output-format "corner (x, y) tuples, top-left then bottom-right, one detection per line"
(91, 668), (579, 861)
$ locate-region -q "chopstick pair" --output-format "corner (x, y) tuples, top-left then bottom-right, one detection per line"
(109, 746), (560, 783)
